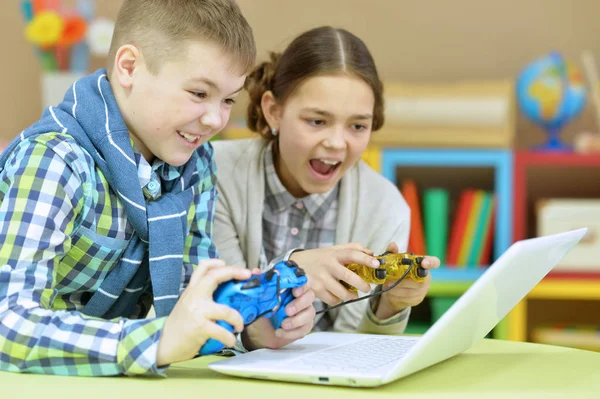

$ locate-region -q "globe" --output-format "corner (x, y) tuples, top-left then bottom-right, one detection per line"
(516, 52), (587, 151)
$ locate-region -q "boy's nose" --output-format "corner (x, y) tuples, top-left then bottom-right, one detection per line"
(199, 106), (222, 130)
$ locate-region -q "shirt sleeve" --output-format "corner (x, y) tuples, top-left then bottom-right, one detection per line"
(0, 136), (167, 376)
(182, 142), (219, 290)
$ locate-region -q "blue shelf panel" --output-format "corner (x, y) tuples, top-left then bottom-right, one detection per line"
(431, 267), (486, 282)
(381, 148), (512, 168)
(381, 148), (513, 265)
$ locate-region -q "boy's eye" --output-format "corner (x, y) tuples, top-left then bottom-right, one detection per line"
(190, 91), (207, 99)
(307, 119), (325, 127)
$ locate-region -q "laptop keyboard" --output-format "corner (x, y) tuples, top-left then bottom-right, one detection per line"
(290, 337), (418, 373)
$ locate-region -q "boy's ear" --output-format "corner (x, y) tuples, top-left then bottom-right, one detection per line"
(113, 44), (142, 89)
(261, 91), (281, 131)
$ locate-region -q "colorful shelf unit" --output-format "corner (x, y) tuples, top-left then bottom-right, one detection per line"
(381, 148), (514, 270)
(219, 129), (600, 344)
(380, 148), (513, 338)
(507, 151), (600, 342)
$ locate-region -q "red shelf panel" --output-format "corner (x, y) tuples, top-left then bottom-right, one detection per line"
(545, 271), (600, 280)
(515, 151), (600, 166)
(513, 151), (600, 242)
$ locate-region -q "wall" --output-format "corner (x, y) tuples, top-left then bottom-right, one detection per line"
(2, 0), (600, 148)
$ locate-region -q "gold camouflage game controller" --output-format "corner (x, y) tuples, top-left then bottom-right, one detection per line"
(342, 252), (429, 292)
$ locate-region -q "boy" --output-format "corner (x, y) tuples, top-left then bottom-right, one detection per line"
(0, 0), (314, 377)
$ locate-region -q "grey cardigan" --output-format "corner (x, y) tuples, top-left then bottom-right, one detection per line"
(212, 138), (412, 334)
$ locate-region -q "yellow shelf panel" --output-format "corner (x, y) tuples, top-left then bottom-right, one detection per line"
(528, 280), (600, 300)
(507, 300), (527, 341)
(361, 145), (381, 172)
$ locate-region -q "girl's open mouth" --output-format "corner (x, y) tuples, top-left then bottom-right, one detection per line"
(309, 159), (341, 179)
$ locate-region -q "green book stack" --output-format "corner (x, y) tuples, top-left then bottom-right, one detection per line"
(423, 188), (449, 265)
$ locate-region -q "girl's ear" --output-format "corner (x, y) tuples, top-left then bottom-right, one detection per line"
(261, 91), (281, 131)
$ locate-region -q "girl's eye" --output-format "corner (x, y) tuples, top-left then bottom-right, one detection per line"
(351, 124), (368, 131)
(190, 91), (207, 99)
(223, 98), (237, 105)
(307, 119), (325, 127)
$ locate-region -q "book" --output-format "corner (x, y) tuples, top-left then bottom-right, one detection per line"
(401, 180), (426, 255)
(445, 189), (476, 266)
(423, 188), (449, 264)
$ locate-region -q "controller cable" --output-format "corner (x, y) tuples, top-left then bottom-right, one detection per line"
(315, 263), (413, 315)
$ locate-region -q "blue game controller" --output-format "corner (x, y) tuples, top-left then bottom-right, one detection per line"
(198, 260), (308, 355)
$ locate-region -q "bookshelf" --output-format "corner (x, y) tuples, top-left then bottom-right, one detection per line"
(220, 127), (600, 346)
(380, 148), (513, 339)
(507, 151), (600, 342)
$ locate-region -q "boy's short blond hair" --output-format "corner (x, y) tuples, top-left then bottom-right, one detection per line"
(108, 0), (256, 75)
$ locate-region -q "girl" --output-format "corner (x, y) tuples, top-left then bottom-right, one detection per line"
(213, 26), (440, 349)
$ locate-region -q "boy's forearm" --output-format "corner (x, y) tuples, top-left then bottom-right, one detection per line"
(0, 304), (168, 376)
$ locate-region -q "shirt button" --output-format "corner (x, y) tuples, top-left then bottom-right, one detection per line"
(290, 227), (299, 236)
(295, 202), (304, 210)
(147, 181), (159, 191)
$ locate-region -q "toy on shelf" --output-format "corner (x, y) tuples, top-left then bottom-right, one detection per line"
(199, 260), (308, 355)
(342, 252), (428, 292)
(20, 0), (115, 72)
(516, 51), (587, 152)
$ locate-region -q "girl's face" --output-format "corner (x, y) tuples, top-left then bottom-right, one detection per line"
(269, 74), (375, 198)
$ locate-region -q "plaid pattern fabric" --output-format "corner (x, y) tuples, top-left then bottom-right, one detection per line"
(262, 142), (338, 266)
(0, 132), (217, 376)
(261, 142), (338, 330)
(260, 142), (411, 332)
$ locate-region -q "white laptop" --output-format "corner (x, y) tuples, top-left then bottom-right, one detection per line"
(209, 228), (587, 387)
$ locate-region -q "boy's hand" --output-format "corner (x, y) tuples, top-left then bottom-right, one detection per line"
(156, 259), (251, 367)
(241, 280), (316, 350)
(289, 243), (380, 305)
(377, 242), (440, 319)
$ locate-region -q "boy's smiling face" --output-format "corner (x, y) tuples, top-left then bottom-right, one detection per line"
(113, 41), (246, 166)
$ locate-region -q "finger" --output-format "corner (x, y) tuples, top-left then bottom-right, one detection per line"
(384, 276), (429, 289)
(385, 242), (399, 254)
(201, 321), (238, 349)
(285, 289), (315, 316)
(420, 256), (441, 269)
(333, 264), (372, 293)
(292, 279), (312, 297)
(198, 258), (227, 270)
(195, 266), (252, 296)
(251, 267), (262, 275)
(279, 305), (316, 332)
(189, 259), (227, 286)
(205, 302), (246, 333)
(275, 312), (316, 342)
(330, 242), (373, 255)
(349, 242), (373, 255)
(325, 274), (360, 302)
(318, 289), (344, 306)
(337, 250), (380, 269)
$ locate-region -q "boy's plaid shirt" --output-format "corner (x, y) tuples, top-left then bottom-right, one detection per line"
(0, 133), (217, 376)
